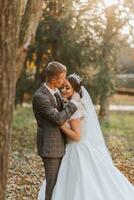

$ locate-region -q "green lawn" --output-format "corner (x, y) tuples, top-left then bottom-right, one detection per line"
(6, 107), (134, 199)
(102, 111), (134, 136)
(102, 111), (134, 159)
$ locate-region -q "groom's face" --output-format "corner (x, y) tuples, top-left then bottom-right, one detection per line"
(52, 72), (66, 88)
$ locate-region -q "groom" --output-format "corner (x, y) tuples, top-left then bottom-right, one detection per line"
(32, 61), (77, 200)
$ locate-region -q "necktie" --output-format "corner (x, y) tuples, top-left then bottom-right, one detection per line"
(54, 92), (62, 111)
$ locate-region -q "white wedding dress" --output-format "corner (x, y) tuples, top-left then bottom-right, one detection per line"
(38, 86), (134, 200)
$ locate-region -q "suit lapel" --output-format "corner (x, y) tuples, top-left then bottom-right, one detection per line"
(58, 93), (64, 109)
(41, 84), (57, 107)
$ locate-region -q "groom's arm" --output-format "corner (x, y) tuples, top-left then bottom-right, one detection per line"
(32, 94), (77, 126)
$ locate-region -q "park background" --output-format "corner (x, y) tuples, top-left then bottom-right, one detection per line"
(0, 0), (134, 199)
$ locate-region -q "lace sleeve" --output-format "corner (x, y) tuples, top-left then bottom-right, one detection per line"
(68, 101), (86, 121)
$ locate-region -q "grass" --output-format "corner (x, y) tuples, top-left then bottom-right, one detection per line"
(101, 111), (134, 185)
(6, 106), (134, 199)
(102, 111), (134, 158)
(13, 106), (35, 130)
(102, 111), (134, 136)
(12, 106), (37, 151)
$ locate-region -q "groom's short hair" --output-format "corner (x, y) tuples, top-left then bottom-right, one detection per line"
(45, 61), (67, 81)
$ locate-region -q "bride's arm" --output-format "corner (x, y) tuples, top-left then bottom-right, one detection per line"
(60, 119), (81, 141)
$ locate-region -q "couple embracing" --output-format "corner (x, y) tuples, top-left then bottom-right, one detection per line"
(32, 61), (134, 200)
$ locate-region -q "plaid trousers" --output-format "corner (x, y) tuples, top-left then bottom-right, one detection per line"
(42, 157), (62, 200)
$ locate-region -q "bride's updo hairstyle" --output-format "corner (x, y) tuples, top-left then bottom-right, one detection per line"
(67, 73), (83, 98)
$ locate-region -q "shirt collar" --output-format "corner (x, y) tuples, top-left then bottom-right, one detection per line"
(44, 82), (58, 96)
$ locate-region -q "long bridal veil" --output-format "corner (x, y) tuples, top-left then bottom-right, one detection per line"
(81, 86), (112, 162)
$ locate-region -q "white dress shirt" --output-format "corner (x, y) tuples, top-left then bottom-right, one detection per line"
(44, 82), (58, 105)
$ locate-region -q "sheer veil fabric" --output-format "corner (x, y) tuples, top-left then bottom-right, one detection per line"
(80, 86), (112, 161)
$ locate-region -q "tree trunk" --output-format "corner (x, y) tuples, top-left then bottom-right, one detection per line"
(0, 1), (43, 199)
(99, 97), (109, 122)
(99, 6), (116, 121)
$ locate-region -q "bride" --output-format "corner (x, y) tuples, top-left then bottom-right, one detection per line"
(38, 73), (134, 200)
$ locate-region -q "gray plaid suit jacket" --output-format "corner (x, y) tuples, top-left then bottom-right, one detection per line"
(32, 84), (77, 158)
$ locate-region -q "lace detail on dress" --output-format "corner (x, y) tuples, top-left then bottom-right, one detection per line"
(68, 100), (87, 121)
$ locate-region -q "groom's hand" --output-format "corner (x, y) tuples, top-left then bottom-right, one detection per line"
(60, 121), (68, 128)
